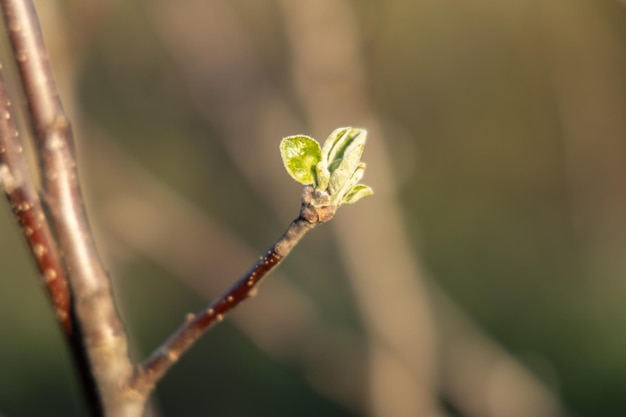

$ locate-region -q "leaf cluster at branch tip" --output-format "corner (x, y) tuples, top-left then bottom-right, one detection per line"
(280, 127), (373, 206)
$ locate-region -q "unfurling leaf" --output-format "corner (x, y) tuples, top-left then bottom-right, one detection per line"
(321, 127), (351, 170)
(322, 128), (366, 174)
(280, 127), (373, 214)
(328, 137), (366, 196)
(333, 162), (366, 204)
(280, 135), (322, 185)
(315, 161), (330, 190)
(342, 184), (374, 204)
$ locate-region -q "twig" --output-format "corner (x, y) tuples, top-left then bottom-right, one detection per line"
(0, 1), (140, 415)
(87, 135), (368, 413)
(0, 64), (72, 333)
(2, 0), (371, 414)
(130, 121), (369, 395)
(132, 186), (321, 395)
(0, 34), (104, 417)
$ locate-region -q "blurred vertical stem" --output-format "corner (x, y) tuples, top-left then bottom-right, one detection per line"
(0, 0), (141, 416)
(277, 1), (444, 416)
(0, 33), (104, 413)
(0, 56), (73, 343)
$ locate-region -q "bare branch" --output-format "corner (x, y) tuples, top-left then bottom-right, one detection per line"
(0, 64), (71, 332)
(0, 1), (140, 415)
(82, 135), (368, 413)
(0, 41), (105, 417)
(132, 189), (319, 395)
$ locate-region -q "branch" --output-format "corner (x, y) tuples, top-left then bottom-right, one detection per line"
(0, 66), (72, 333)
(0, 24), (103, 417)
(131, 187), (319, 394)
(94, 136), (368, 412)
(0, 1), (140, 415)
(1, 0), (374, 412)
(132, 127), (373, 394)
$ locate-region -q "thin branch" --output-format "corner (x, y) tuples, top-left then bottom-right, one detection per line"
(0, 46), (104, 417)
(0, 1), (140, 415)
(132, 186), (320, 395)
(0, 64), (71, 333)
(86, 135), (368, 413)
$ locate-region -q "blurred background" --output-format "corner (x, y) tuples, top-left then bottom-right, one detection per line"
(0, 0), (625, 416)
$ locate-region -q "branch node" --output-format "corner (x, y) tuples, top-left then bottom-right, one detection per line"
(0, 163), (18, 192)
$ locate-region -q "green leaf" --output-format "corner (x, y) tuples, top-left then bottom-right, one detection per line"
(280, 127), (372, 209)
(280, 135), (322, 185)
(322, 128), (367, 174)
(328, 131), (366, 194)
(342, 184), (374, 204)
(322, 127), (352, 170)
(315, 161), (330, 190)
(332, 162), (365, 204)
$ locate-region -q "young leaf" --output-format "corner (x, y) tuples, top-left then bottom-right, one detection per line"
(315, 161), (330, 190)
(280, 135), (322, 185)
(324, 128), (367, 172)
(342, 184), (374, 205)
(328, 132), (366, 195)
(332, 162), (365, 204)
(280, 127), (373, 208)
(322, 127), (352, 169)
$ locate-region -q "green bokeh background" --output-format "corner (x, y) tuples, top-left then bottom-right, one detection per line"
(1, 0), (626, 416)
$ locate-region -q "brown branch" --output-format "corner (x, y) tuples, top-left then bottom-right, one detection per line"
(0, 66), (71, 332)
(0, 1), (140, 415)
(94, 136), (368, 413)
(2, 0), (358, 413)
(0, 42), (104, 417)
(132, 187), (321, 395)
